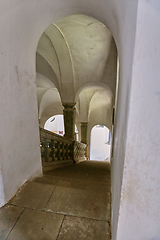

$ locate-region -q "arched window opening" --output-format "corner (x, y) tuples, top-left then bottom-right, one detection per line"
(90, 125), (111, 161)
(44, 114), (64, 136)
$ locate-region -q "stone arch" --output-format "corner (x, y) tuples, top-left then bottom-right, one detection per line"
(36, 14), (118, 104)
(44, 114), (65, 135)
(39, 88), (63, 127)
(75, 81), (113, 103)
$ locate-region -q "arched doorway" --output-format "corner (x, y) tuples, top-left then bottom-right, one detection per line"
(35, 14), (118, 240)
(90, 125), (111, 161)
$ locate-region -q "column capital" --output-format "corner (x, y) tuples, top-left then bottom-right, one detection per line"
(81, 122), (88, 126)
(62, 102), (76, 110)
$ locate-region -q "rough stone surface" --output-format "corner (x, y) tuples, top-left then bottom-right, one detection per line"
(0, 161), (111, 239)
(0, 205), (24, 240)
(11, 182), (55, 209)
(57, 216), (109, 240)
(7, 208), (64, 240)
(34, 175), (58, 185)
(46, 186), (110, 221)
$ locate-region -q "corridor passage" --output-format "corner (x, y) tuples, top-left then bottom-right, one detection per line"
(0, 161), (111, 240)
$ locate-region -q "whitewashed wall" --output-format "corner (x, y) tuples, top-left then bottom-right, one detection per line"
(116, 1), (160, 239)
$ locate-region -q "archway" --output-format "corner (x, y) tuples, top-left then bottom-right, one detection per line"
(44, 114), (65, 136)
(36, 13), (118, 240)
(90, 125), (111, 161)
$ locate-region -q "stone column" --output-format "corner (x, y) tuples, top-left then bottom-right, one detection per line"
(63, 103), (76, 140)
(81, 122), (88, 144)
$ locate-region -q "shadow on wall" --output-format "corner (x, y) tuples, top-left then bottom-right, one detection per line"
(90, 125), (111, 161)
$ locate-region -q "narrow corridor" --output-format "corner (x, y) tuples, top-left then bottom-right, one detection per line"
(0, 161), (111, 240)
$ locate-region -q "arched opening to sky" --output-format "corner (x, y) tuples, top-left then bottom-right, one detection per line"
(44, 115), (64, 136)
(44, 115), (79, 141)
(90, 125), (111, 161)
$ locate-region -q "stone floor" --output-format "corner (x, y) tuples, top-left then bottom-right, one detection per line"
(0, 160), (111, 240)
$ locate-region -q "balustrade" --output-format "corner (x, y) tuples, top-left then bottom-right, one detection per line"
(40, 128), (86, 172)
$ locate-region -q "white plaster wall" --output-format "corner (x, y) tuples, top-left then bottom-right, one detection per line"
(0, 2), (45, 206)
(0, 168), (5, 206)
(110, 2), (139, 239)
(116, 1), (160, 239)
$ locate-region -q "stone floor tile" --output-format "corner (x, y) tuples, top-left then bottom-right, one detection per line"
(55, 178), (110, 191)
(34, 175), (58, 185)
(11, 182), (55, 210)
(46, 170), (108, 182)
(0, 205), (24, 240)
(0, 161), (111, 239)
(57, 216), (109, 240)
(46, 186), (110, 221)
(7, 208), (64, 240)
(46, 161), (110, 183)
(55, 180), (72, 188)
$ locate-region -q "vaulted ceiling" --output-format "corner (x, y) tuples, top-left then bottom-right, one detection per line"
(36, 14), (117, 134)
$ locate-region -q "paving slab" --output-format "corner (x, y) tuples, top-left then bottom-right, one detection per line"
(56, 178), (110, 192)
(57, 216), (109, 240)
(46, 186), (110, 221)
(0, 205), (24, 240)
(11, 182), (55, 210)
(46, 170), (108, 182)
(0, 161), (111, 239)
(45, 161), (110, 183)
(34, 175), (58, 185)
(7, 208), (64, 240)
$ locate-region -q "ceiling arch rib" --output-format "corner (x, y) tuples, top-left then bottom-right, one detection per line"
(77, 86), (103, 122)
(88, 88), (113, 131)
(40, 103), (63, 128)
(36, 52), (60, 93)
(36, 73), (55, 89)
(36, 14), (117, 104)
(101, 38), (117, 98)
(36, 73), (56, 111)
(54, 14), (116, 96)
(36, 14), (116, 139)
(44, 24), (75, 103)
(76, 83), (113, 123)
(39, 88), (62, 120)
(37, 33), (61, 83)
(75, 81), (112, 103)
